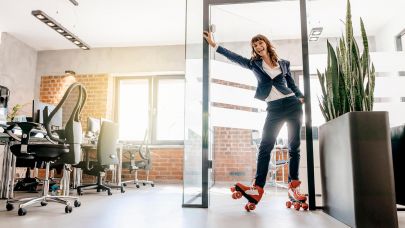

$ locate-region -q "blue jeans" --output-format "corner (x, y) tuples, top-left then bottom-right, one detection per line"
(254, 96), (303, 188)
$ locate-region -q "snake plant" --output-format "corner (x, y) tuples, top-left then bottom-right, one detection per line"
(317, 0), (375, 121)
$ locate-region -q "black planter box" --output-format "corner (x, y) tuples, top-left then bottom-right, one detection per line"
(319, 112), (398, 228)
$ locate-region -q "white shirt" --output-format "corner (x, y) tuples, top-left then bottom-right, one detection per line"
(262, 61), (294, 102)
(213, 44), (294, 102)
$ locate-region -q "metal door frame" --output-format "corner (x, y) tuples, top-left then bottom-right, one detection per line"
(184, 0), (316, 209)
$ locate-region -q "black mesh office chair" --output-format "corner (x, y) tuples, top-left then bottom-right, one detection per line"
(122, 130), (154, 188)
(5, 82), (86, 216)
(76, 120), (125, 195)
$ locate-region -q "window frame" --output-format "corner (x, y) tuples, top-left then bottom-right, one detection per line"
(396, 28), (405, 51)
(115, 75), (185, 145)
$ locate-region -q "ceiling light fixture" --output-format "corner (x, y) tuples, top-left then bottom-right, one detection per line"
(65, 70), (76, 75)
(32, 10), (90, 50)
(309, 27), (323, 42)
(69, 0), (79, 6)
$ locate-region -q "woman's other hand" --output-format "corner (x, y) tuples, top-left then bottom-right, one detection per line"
(299, 97), (305, 104)
(203, 31), (216, 48)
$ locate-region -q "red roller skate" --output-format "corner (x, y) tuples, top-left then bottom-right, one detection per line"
(285, 180), (308, 211)
(230, 182), (264, 212)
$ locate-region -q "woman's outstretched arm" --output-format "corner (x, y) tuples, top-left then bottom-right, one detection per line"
(203, 31), (252, 70)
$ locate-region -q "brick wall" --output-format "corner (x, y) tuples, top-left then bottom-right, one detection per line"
(213, 127), (256, 182)
(121, 148), (183, 182)
(40, 74), (111, 131)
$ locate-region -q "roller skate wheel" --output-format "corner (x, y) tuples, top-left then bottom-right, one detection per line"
(286, 201), (292, 208)
(232, 191), (242, 199)
(247, 202), (256, 211)
(302, 203), (308, 210)
(293, 202), (300, 210)
(230, 186), (236, 192)
(244, 204), (250, 212)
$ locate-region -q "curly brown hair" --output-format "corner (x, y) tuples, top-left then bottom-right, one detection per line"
(251, 34), (279, 66)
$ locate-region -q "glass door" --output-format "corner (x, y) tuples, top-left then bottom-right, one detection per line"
(183, 0), (315, 209)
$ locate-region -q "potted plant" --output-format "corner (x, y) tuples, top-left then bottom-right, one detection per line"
(317, 0), (397, 227)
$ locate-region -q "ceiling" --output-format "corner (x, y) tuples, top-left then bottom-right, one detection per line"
(0, 0), (404, 51)
(0, 0), (186, 50)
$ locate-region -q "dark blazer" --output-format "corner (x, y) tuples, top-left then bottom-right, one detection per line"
(216, 45), (304, 101)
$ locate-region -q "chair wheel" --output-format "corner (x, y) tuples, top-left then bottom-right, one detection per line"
(108, 191), (112, 196)
(6, 203), (14, 211)
(18, 208), (27, 216)
(136, 185), (140, 188)
(143, 183), (146, 186)
(74, 200), (81, 207)
(121, 188), (125, 193)
(65, 205), (73, 213)
(77, 189), (83, 196)
(40, 201), (48, 206)
(151, 183), (155, 187)
(123, 183), (127, 187)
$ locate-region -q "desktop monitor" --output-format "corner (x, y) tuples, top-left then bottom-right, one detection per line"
(32, 100), (63, 129)
(87, 117), (101, 134)
(0, 86), (9, 124)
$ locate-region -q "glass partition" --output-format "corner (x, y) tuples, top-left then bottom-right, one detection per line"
(183, 0), (204, 207)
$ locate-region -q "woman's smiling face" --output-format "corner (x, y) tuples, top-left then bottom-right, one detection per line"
(252, 39), (267, 57)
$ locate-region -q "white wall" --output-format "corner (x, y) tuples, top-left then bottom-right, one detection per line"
(0, 32), (37, 114)
(35, 45), (185, 99)
(374, 8), (405, 51)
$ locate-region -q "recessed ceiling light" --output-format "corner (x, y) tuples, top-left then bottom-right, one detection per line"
(309, 37), (319, 41)
(32, 10), (90, 50)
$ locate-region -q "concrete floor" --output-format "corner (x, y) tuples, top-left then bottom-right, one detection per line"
(0, 183), (404, 228)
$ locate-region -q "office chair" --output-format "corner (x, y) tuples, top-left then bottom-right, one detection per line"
(76, 120), (125, 195)
(5, 82), (86, 216)
(122, 130), (154, 188)
(251, 130), (288, 188)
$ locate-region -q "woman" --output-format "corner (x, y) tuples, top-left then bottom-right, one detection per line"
(203, 31), (307, 209)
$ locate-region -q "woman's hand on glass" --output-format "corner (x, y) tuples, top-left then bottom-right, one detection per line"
(203, 31), (216, 48)
(299, 97), (305, 104)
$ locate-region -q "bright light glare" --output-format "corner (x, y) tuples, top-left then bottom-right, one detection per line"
(156, 79), (185, 140)
(119, 80), (149, 140)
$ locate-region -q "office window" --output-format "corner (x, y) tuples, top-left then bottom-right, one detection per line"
(401, 34), (405, 50)
(397, 29), (405, 51)
(118, 79), (150, 141)
(117, 76), (185, 144)
(155, 79), (185, 141)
